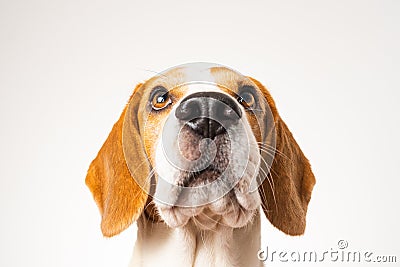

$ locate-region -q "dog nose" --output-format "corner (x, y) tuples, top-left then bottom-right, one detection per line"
(175, 92), (242, 139)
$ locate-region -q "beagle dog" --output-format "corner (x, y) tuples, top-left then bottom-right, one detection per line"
(86, 63), (316, 267)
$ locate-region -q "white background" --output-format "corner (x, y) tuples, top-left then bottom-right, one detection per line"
(0, 0), (399, 266)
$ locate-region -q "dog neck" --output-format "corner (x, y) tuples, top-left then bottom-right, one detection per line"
(129, 209), (262, 267)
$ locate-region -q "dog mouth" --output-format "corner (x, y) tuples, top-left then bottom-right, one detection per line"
(175, 125), (233, 181)
(179, 165), (222, 187)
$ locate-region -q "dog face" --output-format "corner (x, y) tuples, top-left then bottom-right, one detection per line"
(136, 66), (272, 229)
(86, 63), (315, 237)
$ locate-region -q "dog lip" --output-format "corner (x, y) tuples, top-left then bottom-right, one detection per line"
(181, 165), (221, 187)
(193, 164), (219, 175)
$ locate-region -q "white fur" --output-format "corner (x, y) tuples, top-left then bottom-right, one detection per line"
(130, 210), (263, 267)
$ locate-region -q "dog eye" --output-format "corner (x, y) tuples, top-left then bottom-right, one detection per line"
(151, 86), (171, 110)
(237, 91), (256, 108)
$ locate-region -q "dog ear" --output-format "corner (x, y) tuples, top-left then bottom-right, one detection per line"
(86, 83), (150, 237)
(251, 78), (316, 236)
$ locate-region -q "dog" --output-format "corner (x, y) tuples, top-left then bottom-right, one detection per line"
(86, 63), (316, 267)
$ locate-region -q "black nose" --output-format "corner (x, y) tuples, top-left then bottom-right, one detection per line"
(175, 92), (242, 139)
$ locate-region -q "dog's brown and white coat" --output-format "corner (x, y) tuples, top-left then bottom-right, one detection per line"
(86, 65), (316, 267)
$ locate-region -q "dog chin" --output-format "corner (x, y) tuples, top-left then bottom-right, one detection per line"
(156, 187), (261, 230)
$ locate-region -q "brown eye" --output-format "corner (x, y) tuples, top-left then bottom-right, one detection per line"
(237, 91), (255, 108)
(151, 86), (171, 110)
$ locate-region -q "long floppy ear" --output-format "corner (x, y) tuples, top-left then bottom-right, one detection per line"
(86, 84), (150, 237)
(252, 78), (316, 236)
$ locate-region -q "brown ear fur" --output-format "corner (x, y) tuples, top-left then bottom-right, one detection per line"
(86, 84), (148, 237)
(252, 78), (316, 236)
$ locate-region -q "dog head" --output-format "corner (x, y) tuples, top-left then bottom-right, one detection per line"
(86, 63), (316, 237)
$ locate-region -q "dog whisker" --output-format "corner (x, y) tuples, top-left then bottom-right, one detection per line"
(258, 164), (278, 212)
(256, 142), (291, 161)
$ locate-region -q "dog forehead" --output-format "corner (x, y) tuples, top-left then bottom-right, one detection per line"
(142, 66), (249, 95)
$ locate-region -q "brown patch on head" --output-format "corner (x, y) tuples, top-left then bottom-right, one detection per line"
(210, 66), (244, 92)
(244, 109), (263, 143)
